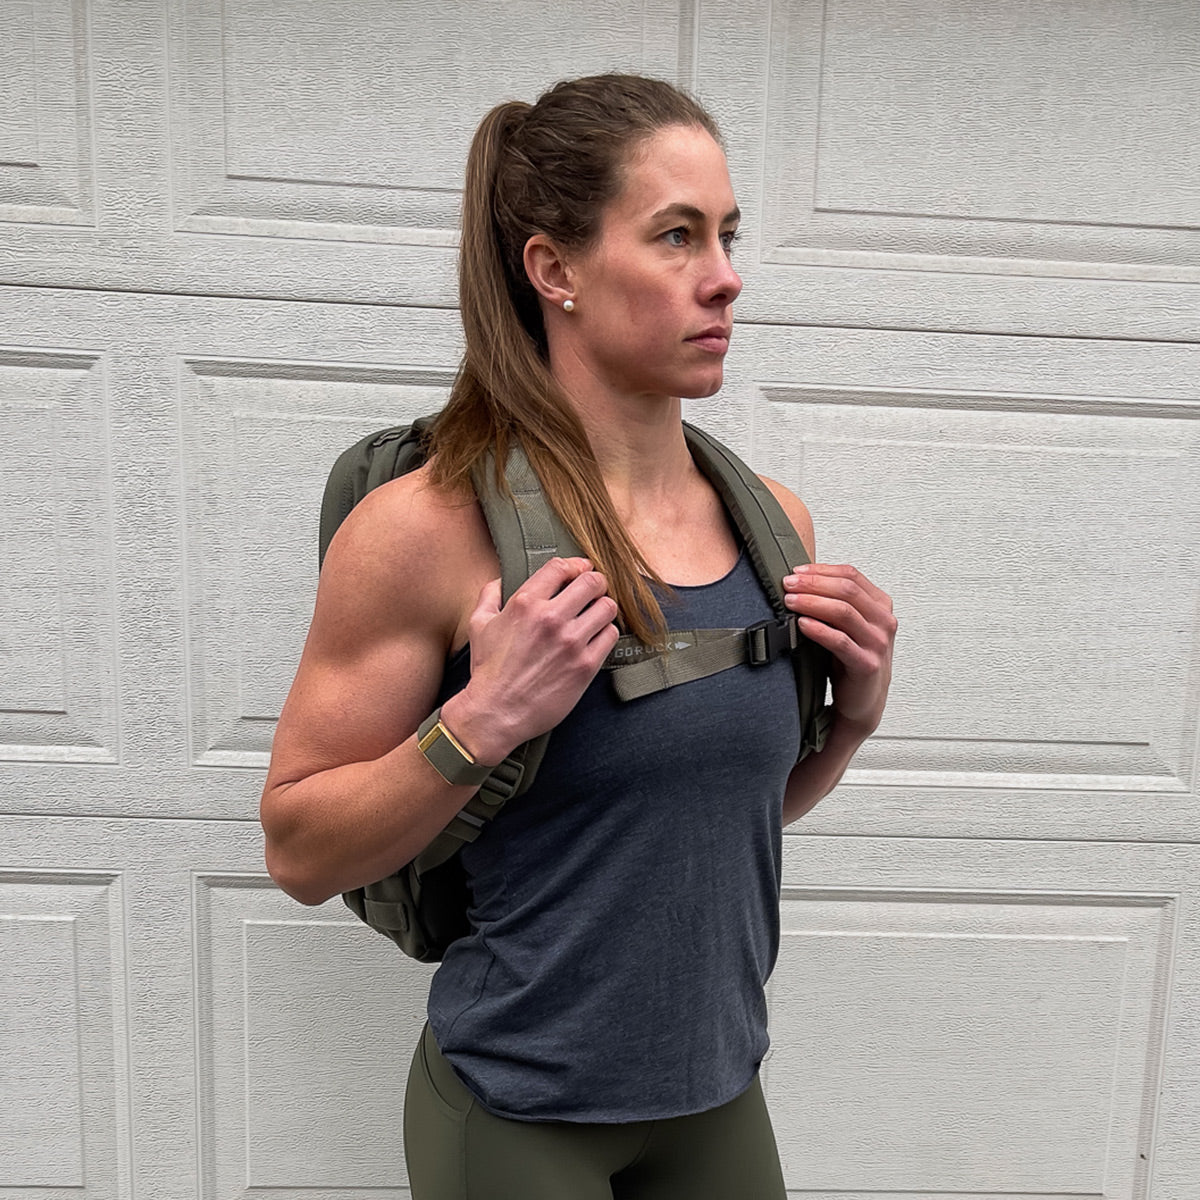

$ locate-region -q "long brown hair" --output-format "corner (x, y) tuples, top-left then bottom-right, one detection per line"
(427, 74), (723, 644)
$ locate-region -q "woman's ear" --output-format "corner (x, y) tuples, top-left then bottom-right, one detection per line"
(524, 234), (576, 309)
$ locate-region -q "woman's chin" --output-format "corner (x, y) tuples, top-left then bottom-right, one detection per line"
(680, 373), (725, 401)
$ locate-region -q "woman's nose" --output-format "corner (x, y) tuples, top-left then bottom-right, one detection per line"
(704, 248), (743, 306)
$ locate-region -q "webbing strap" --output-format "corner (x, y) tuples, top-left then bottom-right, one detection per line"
(464, 441), (582, 805)
(605, 618), (798, 701)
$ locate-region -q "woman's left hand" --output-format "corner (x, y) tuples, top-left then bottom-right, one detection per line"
(783, 563), (897, 737)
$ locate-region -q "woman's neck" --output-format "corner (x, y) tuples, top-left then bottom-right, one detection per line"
(555, 372), (693, 499)
(559, 381), (734, 579)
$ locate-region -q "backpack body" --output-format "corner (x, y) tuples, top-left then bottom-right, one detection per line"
(317, 416), (831, 962)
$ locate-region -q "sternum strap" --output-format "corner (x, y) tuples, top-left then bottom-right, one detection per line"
(605, 617), (798, 702)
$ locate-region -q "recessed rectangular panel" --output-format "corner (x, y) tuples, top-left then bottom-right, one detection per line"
(752, 390), (1199, 791)
(243, 921), (413, 1187)
(816, 0), (1200, 228)
(174, 0), (696, 236)
(0, 354), (118, 763)
(180, 360), (455, 766)
(765, 889), (1170, 1198)
(0, 916), (85, 1186)
(0, 871), (125, 1199)
(221, 0), (688, 190)
(762, 0), (1200, 271)
(0, 401), (69, 714)
(196, 876), (432, 1196)
(781, 933), (1121, 1191)
(0, 0), (94, 224)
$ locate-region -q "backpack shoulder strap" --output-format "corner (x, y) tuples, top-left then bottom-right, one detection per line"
(681, 423), (806, 605)
(681, 423), (833, 760)
(316, 420), (560, 881)
(470, 440), (584, 603)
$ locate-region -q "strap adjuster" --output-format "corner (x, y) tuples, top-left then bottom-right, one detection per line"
(746, 617), (797, 666)
(477, 756), (525, 805)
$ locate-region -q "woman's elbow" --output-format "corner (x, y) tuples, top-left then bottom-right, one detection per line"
(263, 839), (339, 907)
(260, 791), (338, 907)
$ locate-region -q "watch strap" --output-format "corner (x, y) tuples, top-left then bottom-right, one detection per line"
(416, 708), (493, 788)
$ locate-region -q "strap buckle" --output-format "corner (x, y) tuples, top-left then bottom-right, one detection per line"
(746, 617), (797, 666)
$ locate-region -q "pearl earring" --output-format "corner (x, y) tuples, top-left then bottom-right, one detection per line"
(562, 299), (575, 313)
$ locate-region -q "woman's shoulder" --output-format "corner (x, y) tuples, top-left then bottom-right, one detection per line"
(330, 462), (492, 562)
(316, 462), (499, 644)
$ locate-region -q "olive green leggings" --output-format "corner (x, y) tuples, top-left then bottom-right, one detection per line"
(403, 1024), (786, 1199)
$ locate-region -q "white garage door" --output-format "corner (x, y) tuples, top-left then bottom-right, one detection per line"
(2, 2), (1198, 1196)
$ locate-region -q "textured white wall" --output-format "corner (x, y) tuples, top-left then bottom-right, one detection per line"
(1, 1), (1198, 1197)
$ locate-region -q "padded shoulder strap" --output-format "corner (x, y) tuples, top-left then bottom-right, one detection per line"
(682, 422), (832, 760)
(682, 422), (810, 604)
(471, 440), (584, 603)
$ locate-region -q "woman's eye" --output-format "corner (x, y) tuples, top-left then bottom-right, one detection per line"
(721, 229), (741, 253)
(664, 228), (687, 246)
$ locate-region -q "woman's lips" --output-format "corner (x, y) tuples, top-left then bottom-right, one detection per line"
(686, 333), (730, 353)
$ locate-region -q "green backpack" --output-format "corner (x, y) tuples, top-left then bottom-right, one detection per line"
(318, 416), (832, 961)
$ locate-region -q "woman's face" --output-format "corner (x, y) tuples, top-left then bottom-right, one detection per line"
(558, 124), (743, 405)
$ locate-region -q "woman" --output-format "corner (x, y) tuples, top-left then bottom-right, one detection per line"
(261, 74), (896, 1199)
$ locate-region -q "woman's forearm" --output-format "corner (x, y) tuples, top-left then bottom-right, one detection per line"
(781, 716), (874, 826)
(261, 734), (485, 907)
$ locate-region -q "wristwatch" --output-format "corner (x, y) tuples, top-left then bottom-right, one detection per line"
(416, 707), (493, 788)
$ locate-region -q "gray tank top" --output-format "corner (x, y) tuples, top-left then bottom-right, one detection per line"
(429, 549), (801, 1122)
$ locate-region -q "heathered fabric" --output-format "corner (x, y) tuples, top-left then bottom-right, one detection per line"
(428, 550), (801, 1122)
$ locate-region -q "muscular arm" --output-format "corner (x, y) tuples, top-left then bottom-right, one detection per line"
(260, 470), (619, 905)
(760, 477), (897, 826)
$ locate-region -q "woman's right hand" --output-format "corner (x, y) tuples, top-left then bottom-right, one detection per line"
(442, 557), (620, 764)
